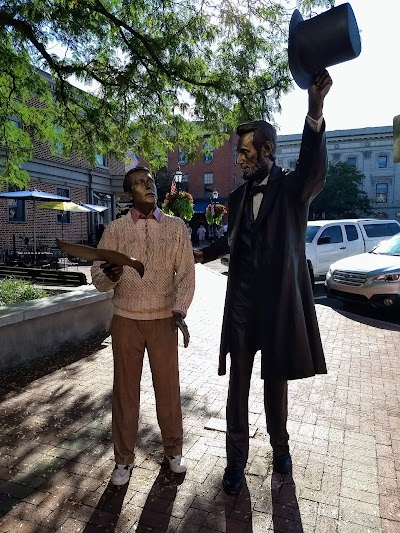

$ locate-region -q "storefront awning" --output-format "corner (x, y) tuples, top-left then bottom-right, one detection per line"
(193, 200), (209, 213)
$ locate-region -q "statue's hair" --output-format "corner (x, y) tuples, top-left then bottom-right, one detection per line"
(236, 120), (277, 162)
(123, 166), (151, 193)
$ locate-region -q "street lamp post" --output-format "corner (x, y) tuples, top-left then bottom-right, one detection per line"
(173, 166), (183, 191)
(211, 188), (219, 241)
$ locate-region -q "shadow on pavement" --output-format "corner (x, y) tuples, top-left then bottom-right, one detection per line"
(135, 465), (184, 532)
(82, 482), (128, 532)
(271, 472), (303, 532)
(223, 478), (253, 532)
(0, 334), (110, 399)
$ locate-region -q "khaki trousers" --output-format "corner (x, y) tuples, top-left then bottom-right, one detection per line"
(111, 314), (183, 464)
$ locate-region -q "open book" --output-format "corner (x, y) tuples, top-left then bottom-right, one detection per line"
(56, 239), (144, 277)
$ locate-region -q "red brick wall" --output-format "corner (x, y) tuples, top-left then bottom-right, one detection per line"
(0, 181), (89, 253)
(168, 133), (244, 201)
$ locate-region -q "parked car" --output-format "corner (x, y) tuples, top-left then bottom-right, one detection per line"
(325, 232), (400, 310)
(306, 218), (400, 282)
(221, 219), (400, 277)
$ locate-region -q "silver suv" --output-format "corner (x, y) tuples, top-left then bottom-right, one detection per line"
(325, 233), (400, 310)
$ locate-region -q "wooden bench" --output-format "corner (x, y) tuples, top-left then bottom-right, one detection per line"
(0, 266), (87, 287)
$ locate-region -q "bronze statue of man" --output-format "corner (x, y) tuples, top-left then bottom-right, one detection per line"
(194, 69), (332, 494)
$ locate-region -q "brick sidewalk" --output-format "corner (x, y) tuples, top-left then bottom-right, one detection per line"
(0, 265), (399, 532)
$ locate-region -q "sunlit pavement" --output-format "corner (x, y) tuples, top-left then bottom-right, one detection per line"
(0, 263), (399, 532)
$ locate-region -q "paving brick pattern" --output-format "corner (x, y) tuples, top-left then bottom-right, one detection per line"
(0, 264), (399, 532)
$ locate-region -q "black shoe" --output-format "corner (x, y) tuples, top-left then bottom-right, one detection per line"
(222, 467), (244, 495)
(273, 452), (292, 475)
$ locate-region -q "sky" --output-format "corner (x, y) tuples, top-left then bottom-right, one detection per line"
(273, 0), (400, 135)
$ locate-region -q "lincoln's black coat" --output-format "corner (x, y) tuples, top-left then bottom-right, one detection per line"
(202, 121), (328, 380)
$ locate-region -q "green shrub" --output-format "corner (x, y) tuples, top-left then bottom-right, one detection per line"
(0, 278), (54, 306)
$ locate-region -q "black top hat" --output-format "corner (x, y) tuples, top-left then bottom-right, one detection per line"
(288, 2), (361, 89)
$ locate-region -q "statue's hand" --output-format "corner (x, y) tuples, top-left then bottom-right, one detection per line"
(171, 312), (190, 348)
(193, 249), (204, 264)
(101, 262), (123, 282)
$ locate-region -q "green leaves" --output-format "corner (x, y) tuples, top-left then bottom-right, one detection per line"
(310, 161), (373, 220)
(1, 0), (331, 188)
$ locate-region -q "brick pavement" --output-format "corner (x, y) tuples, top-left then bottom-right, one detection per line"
(0, 263), (399, 532)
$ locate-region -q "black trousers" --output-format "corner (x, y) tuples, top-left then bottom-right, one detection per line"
(226, 322), (289, 471)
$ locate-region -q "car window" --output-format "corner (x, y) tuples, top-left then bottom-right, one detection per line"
(319, 225), (343, 243)
(388, 223), (400, 235)
(344, 224), (359, 241)
(363, 223), (392, 238)
(373, 233), (400, 255)
(306, 225), (321, 243)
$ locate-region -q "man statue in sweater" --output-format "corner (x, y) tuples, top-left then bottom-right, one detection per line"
(91, 166), (195, 486)
(194, 70), (332, 494)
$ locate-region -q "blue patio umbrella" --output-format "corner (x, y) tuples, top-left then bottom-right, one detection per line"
(0, 189), (71, 255)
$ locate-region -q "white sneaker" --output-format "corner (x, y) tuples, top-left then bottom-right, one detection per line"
(167, 455), (187, 474)
(110, 463), (134, 486)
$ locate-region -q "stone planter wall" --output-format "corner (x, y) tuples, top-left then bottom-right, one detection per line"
(0, 286), (114, 372)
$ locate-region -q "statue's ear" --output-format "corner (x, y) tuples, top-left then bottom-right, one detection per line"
(262, 141), (273, 160)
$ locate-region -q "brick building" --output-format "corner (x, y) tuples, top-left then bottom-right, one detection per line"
(167, 124), (400, 228)
(0, 142), (127, 257)
(167, 134), (241, 238)
(0, 72), (129, 256)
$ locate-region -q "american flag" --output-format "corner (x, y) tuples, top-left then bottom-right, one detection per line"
(170, 180), (176, 193)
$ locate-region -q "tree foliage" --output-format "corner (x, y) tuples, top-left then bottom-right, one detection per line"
(309, 161), (373, 220)
(1, 0), (333, 187)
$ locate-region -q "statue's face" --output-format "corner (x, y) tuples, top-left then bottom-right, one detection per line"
(129, 171), (157, 209)
(237, 131), (272, 181)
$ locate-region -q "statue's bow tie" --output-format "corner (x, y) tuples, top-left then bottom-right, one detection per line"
(250, 184), (268, 197)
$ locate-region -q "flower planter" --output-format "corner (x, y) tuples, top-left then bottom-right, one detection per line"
(0, 286), (113, 372)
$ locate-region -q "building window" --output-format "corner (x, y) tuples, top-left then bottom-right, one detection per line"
(56, 187), (71, 223)
(178, 148), (188, 166)
(347, 156), (357, 167)
(378, 155), (388, 168)
(92, 191), (112, 225)
(233, 145), (237, 165)
(51, 124), (64, 156)
(289, 160), (297, 169)
(376, 183), (388, 203)
(95, 154), (108, 167)
(203, 172), (213, 194)
(203, 142), (214, 164)
(7, 187), (26, 222)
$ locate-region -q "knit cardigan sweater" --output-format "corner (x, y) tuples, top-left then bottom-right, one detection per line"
(91, 211), (195, 320)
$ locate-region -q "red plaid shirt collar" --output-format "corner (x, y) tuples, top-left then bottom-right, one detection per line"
(130, 206), (162, 223)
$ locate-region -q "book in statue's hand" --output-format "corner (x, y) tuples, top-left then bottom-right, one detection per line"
(56, 239), (144, 278)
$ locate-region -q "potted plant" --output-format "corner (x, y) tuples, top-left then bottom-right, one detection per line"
(205, 203), (227, 226)
(162, 190), (194, 221)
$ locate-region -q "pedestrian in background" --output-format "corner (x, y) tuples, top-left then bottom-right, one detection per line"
(197, 224), (206, 244)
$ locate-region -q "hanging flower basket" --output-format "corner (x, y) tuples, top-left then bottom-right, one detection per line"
(205, 203), (227, 226)
(162, 190), (194, 221)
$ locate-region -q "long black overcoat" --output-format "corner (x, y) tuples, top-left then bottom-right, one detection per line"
(202, 121), (328, 380)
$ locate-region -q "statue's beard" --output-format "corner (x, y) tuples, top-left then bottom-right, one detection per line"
(242, 161), (270, 183)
